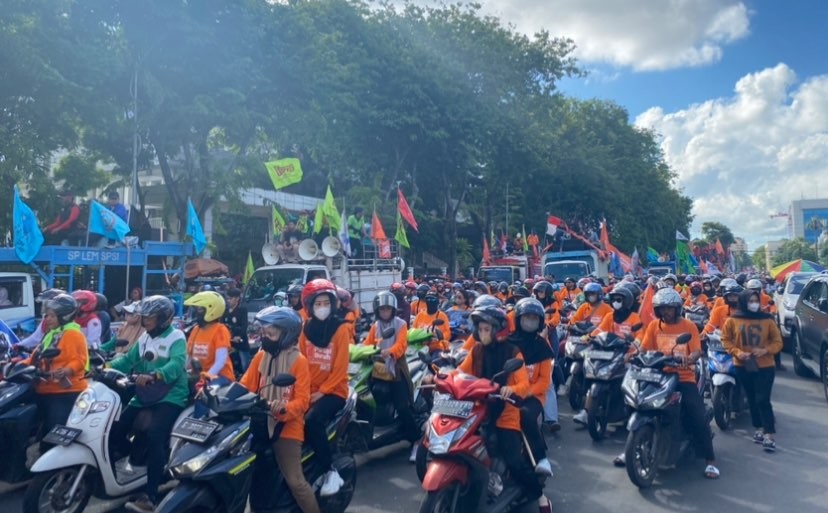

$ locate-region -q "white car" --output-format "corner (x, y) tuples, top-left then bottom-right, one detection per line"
(775, 272), (817, 338)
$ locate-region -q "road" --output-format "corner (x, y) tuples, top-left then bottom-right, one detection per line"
(3, 354), (827, 513)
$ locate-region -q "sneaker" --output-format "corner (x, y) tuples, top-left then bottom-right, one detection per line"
(753, 429), (764, 444)
(573, 410), (588, 425)
(487, 471), (503, 497)
(124, 494), (155, 513)
(762, 435), (776, 453)
(543, 421), (562, 434)
(320, 468), (344, 497)
(613, 453), (626, 467)
(534, 458), (554, 476)
(409, 442), (419, 463)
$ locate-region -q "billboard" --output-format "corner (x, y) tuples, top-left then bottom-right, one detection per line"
(801, 208), (828, 243)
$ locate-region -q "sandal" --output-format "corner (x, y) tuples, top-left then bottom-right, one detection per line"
(704, 464), (720, 479)
(613, 454), (626, 467)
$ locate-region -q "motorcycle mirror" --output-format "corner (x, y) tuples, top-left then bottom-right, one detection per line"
(433, 319), (446, 327)
(631, 323), (644, 333)
(381, 327), (396, 339)
(503, 358), (524, 374)
(675, 333), (692, 345)
(41, 348), (61, 360)
(271, 373), (296, 388)
(115, 338), (130, 348)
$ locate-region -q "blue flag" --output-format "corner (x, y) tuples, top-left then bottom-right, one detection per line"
(0, 318), (21, 348)
(89, 200), (131, 242)
(13, 185), (44, 264)
(187, 199), (207, 255)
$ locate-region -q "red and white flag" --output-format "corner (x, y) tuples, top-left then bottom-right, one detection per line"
(546, 215), (563, 236)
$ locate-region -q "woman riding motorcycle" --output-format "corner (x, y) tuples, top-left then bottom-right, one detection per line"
(100, 302), (145, 354)
(239, 306), (319, 513)
(412, 291), (450, 352)
(298, 279), (351, 496)
(18, 288), (67, 350)
(72, 289), (102, 349)
(108, 296), (188, 513)
(592, 286), (644, 341)
(570, 282), (613, 327)
(685, 281), (708, 308)
(705, 282), (743, 334)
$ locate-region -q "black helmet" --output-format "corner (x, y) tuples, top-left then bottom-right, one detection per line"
(498, 281), (509, 293)
(532, 280), (554, 296)
(416, 284), (431, 298)
(373, 291), (398, 315)
(617, 281), (641, 303)
(472, 294), (503, 309)
(564, 277), (575, 284)
(94, 293), (109, 311)
(513, 286), (530, 299)
(472, 281), (489, 294)
(735, 273), (747, 286)
(425, 291), (440, 305)
(608, 286), (634, 310)
(723, 283), (744, 298)
(471, 305), (507, 333)
(140, 295), (175, 329)
(514, 297), (545, 325)
(255, 306), (302, 351)
(36, 288), (66, 304)
(487, 281), (498, 292)
(286, 284), (303, 298)
(45, 294), (78, 325)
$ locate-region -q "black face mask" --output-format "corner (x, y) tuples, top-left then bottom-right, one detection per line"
(261, 336), (280, 355)
(196, 312), (207, 328)
(426, 302), (438, 315)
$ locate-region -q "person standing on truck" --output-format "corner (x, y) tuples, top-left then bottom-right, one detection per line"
(44, 191), (82, 246)
(347, 207), (366, 259)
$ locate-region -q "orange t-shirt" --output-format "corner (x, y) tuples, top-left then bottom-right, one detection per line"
(24, 328), (89, 394)
(239, 352), (311, 442)
(684, 294), (709, 308)
(456, 347), (529, 431)
(704, 305), (732, 334)
(410, 299), (428, 317)
(298, 322), (350, 400)
(571, 302), (613, 327)
(412, 310), (450, 351)
(640, 318), (701, 383)
(364, 321), (408, 360)
(187, 323), (235, 382)
(593, 311), (644, 341)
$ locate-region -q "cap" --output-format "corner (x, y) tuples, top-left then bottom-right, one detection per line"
(122, 302), (140, 314)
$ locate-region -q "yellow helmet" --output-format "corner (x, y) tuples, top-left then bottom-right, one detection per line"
(184, 291), (226, 322)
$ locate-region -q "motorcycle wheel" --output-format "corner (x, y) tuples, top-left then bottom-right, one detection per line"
(587, 398), (607, 441)
(712, 384), (732, 431)
(568, 373), (585, 411)
(625, 425), (657, 489)
(415, 442), (431, 482)
(23, 467), (92, 513)
(418, 485), (462, 513)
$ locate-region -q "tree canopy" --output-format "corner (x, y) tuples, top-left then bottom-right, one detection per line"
(0, 0), (694, 271)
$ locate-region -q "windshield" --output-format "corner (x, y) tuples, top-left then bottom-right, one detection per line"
(243, 268), (304, 303)
(544, 263), (588, 282)
(787, 274), (816, 295)
(479, 268), (514, 284)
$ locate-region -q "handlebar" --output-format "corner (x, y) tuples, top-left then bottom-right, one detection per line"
(488, 393), (518, 405)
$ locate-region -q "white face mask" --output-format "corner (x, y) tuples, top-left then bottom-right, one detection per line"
(314, 306), (331, 321)
(612, 301), (624, 310)
(747, 302), (760, 312)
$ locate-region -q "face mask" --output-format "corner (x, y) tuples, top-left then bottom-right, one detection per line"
(426, 302), (438, 315)
(612, 301), (624, 310)
(747, 303), (760, 312)
(261, 336), (280, 355)
(520, 317), (540, 333)
(314, 306), (331, 321)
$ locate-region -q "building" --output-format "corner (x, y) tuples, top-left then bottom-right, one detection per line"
(791, 199), (828, 243)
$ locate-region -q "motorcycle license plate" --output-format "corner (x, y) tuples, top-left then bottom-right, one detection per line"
(630, 370), (661, 383)
(43, 425), (82, 446)
(172, 417), (220, 444)
(432, 398), (474, 418)
(587, 350), (614, 361)
(348, 362), (363, 375)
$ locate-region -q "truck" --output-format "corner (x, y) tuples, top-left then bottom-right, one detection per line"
(478, 254), (542, 284)
(0, 272), (39, 333)
(543, 247), (609, 283)
(647, 261), (677, 277)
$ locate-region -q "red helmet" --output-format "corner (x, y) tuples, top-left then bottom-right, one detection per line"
(72, 290), (98, 314)
(404, 280), (417, 290)
(302, 279), (338, 312)
(390, 282), (405, 294)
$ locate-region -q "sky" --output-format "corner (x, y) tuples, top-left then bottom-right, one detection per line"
(471, 0), (828, 251)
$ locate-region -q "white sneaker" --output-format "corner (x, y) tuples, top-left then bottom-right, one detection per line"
(573, 410), (588, 425)
(320, 469), (344, 497)
(535, 458), (554, 476)
(409, 442), (420, 463)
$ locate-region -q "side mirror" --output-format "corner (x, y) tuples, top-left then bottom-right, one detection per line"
(631, 323), (644, 333)
(271, 373), (296, 388)
(676, 333), (692, 345)
(503, 357), (524, 374)
(380, 327), (396, 339)
(41, 348), (61, 360)
(433, 319), (445, 327)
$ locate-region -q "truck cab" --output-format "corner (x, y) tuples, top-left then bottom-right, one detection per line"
(243, 264), (330, 323)
(543, 248), (608, 283)
(0, 272), (37, 333)
(543, 260), (591, 284)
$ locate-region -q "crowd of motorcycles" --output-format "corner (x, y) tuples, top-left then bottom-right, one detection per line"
(0, 281), (748, 513)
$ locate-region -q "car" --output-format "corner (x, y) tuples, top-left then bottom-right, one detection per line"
(791, 273), (828, 401)
(776, 272), (817, 340)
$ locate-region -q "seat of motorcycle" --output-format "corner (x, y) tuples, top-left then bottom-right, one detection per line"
(212, 382), (259, 413)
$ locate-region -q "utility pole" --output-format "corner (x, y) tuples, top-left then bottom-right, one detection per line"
(130, 65), (139, 213)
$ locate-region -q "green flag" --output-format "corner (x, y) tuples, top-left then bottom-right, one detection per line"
(243, 252), (255, 284)
(264, 158), (303, 190)
(322, 185), (341, 228)
(313, 201), (324, 235)
(395, 213), (410, 249)
(271, 205), (286, 236)
(676, 240), (694, 274)
(522, 225), (529, 252)
(296, 213), (309, 235)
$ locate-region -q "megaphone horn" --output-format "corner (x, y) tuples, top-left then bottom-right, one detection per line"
(322, 236), (342, 257)
(298, 239), (319, 261)
(261, 243), (280, 265)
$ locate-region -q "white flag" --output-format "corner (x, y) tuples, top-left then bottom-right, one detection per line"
(339, 209), (352, 257)
(675, 230), (689, 241)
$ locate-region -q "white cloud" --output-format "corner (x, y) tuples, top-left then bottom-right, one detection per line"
(479, 0), (751, 70)
(634, 64), (828, 249)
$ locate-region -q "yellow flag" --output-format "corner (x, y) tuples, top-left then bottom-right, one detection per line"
(264, 158), (303, 190)
(313, 201), (324, 235)
(243, 252), (255, 284)
(322, 185), (341, 228)
(272, 206), (286, 236)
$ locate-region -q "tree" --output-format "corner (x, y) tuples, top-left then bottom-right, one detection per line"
(772, 238), (817, 266)
(701, 221), (735, 248)
(753, 245), (767, 271)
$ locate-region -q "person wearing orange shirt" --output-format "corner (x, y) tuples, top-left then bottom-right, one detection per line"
(410, 284), (431, 317)
(240, 306), (319, 513)
(286, 284), (307, 320)
(634, 288), (719, 479)
(412, 292), (450, 352)
(704, 283), (742, 334)
(592, 287), (645, 342)
(570, 283), (613, 328)
(185, 291), (235, 383)
(532, 281), (561, 328)
(298, 280), (351, 496)
(556, 277), (581, 305)
(335, 287), (359, 342)
(684, 281), (709, 308)
(509, 298), (555, 476)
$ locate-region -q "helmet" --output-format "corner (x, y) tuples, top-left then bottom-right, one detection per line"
(404, 281), (417, 290)
(689, 281), (703, 295)
(663, 273), (677, 284)
(335, 286), (352, 307)
(723, 283), (744, 297)
(472, 294), (503, 310)
(746, 279), (763, 291)
(425, 291), (440, 305)
(617, 281), (641, 303)
(524, 278), (535, 289)
(577, 278), (591, 290)
(471, 305), (507, 333)
(498, 281), (509, 293)
(652, 288), (683, 311)
(719, 278), (738, 291)
(390, 282), (405, 295)
(139, 295), (175, 328)
(94, 293), (108, 311)
(72, 290), (97, 314)
(473, 281), (490, 294)
(301, 279), (338, 312)
(564, 277), (576, 285)
(255, 306), (302, 351)
(735, 273), (747, 286)
(184, 291), (226, 322)
(513, 286), (530, 299)
(373, 291), (398, 315)
(416, 284), (431, 298)
(487, 281), (498, 292)
(36, 288), (66, 304)
(286, 284), (304, 298)
(711, 276), (722, 285)
(45, 294), (78, 325)
(532, 280), (554, 297)
(583, 282), (603, 295)
(608, 287), (634, 310)
(514, 297), (545, 323)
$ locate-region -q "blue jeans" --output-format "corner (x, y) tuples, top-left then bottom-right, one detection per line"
(543, 365), (559, 423)
(194, 375), (232, 418)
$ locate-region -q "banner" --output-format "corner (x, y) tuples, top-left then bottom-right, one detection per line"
(371, 211), (387, 241)
(89, 200), (131, 243)
(397, 188), (419, 232)
(186, 199), (207, 255)
(264, 158), (303, 190)
(243, 252), (255, 284)
(13, 185), (44, 264)
(546, 215), (562, 236)
(271, 205), (286, 237)
(646, 247), (659, 264)
(395, 213), (410, 249)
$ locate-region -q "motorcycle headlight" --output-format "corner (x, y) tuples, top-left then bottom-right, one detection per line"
(68, 388), (97, 425)
(427, 414), (477, 455)
(597, 366), (613, 379)
(171, 425), (246, 477)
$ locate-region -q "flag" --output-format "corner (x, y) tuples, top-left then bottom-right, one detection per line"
(339, 208), (352, 257)
(646, 247), (659, 264)
(271, 205), (286, 237)
(631, 247), (640, 274)
(600, 219), (611, 249)
(313, 201), (324, 235)
(186, 199), (207, 255)
(482, 236), (491, 264)
(295, 213), (309, 235)
(395, 213), (410, 248)
(0, 318), (21, 347)
(638, 283), (656, 327)
(12, 185), (44, 264)
(609, 252), (623, 277)
(598, 219), (633, 272)
(322, 185), (341, 229)
(89, 200), (131, 243)
(546, 215), (562, 236)
(729, 250), (737, 273)
(397, 188), (419, 232)
(715, 238), (725, 256)
(675, 230), (689, 241)
(490, 229), (496, 250)
(242, 252), (255, 285)
(522, 225), (529, 252)
(371, 211), (387, 240)
(676, 240), (695, 274)
(264, 158), (303, 190)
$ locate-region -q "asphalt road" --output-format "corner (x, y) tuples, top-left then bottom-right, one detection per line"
(3, 354), (827, 513)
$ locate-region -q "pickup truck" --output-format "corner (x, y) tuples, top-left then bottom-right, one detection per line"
(0, 272), (38, 334)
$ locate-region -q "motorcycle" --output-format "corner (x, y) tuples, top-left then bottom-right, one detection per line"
(707, 332), (747, 430)
(622, 334), (712, 488)
(156, 376), (357, 513)
(564, 322), (594, 411)
(684, 304), (709, 333)
(583, 327), (640, 441)
(418, 359), (547, 513)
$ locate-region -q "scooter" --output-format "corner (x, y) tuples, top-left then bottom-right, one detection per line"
(583, 327), (640, 441)
(564, 322), (594, 411)
(707, 332), (747, 430)
(418, 359), (547, 513)
(156, 377), (357, 513)
(22, 365), (189, 513)
(622, 334), (713, 488)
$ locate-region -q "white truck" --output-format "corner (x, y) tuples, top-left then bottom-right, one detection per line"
(0, 272), (38, 333)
